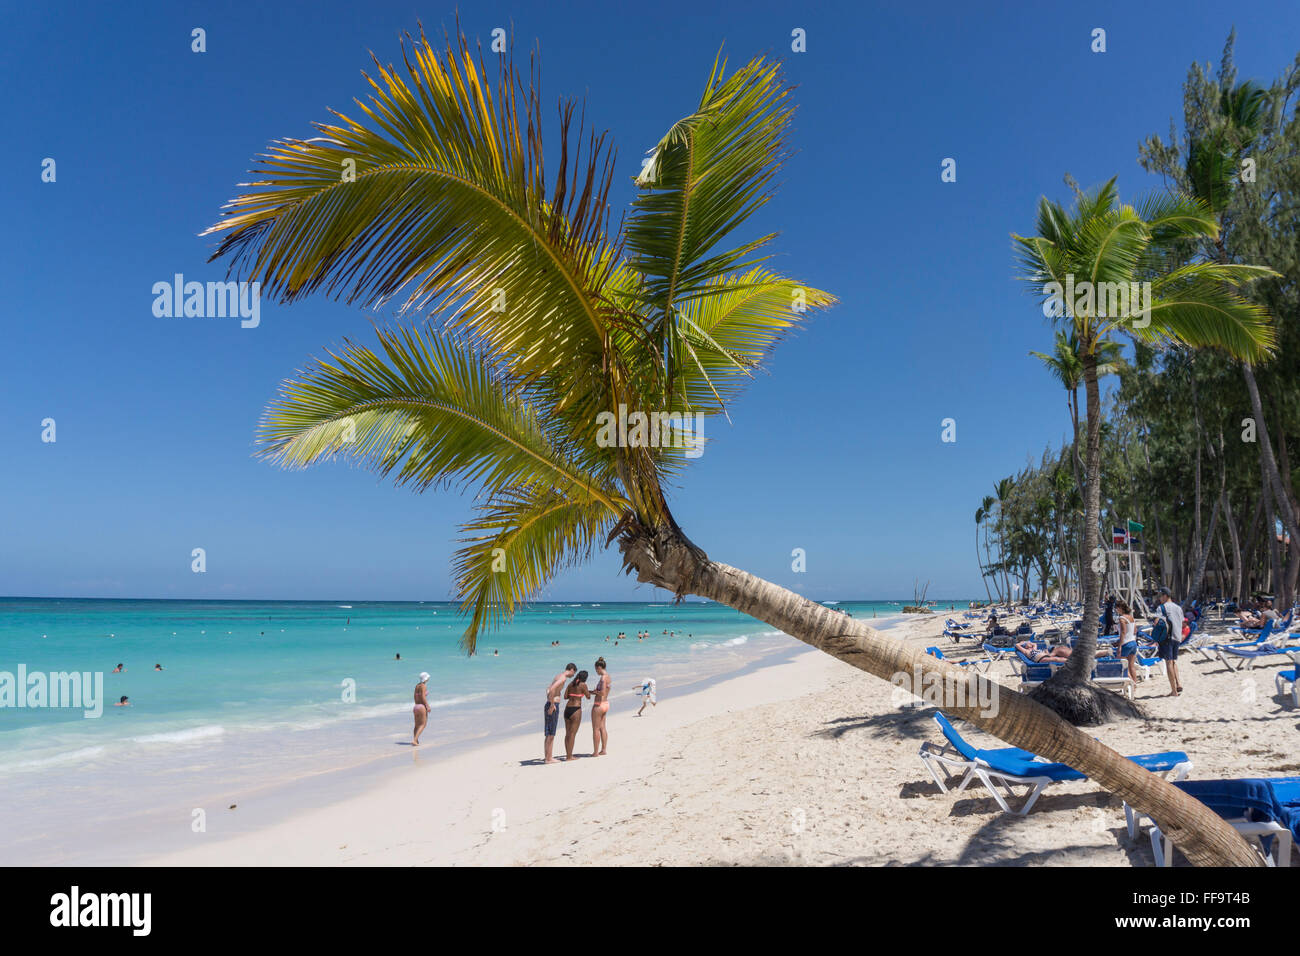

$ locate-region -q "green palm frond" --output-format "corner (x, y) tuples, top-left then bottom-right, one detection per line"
(203, 30), (624, 395)
(260, 327), (627, 511)
(211, 31), (838, 651)
(1015, 178), (1276, 364)
(624, 53), (793, 394)
(668, 268), (835, 414)
(1134, 282), (1276, 359)
(453, 485), (618, 651)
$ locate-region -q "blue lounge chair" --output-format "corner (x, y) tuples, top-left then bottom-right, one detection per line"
(1275, 650), (1300, 707)
(917, 712), (1191, 815)
(1134, 777), (1300, 866)
(1015, 653), (1134, 698)
(1217, 640), (1300, 671)
(1195, 619), (1275, 663)
(924, 646), (989, 669)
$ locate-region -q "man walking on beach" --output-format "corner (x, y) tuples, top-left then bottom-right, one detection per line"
(544, 663), (577, 764)
(1153, 586), (1185, 697)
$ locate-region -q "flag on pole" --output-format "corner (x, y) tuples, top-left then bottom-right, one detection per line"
(1112, 526), (1127, 546)
(1127, 519), (1143, 549)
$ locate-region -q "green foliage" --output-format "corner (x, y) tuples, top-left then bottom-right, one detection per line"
(206, 31), (835, 651)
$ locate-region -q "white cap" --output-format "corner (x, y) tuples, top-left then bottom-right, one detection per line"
(419, 672), (430, 682)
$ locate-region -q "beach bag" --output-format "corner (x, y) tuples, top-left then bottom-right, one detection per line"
(1150, 608), (1169, 644)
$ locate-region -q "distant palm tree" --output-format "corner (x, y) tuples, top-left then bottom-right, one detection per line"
(1030, 330), (1122, 496)
(205, 31), (1262, 864)
(980, 494), (999, 602)
(993, 477), (1015, 604)
(974, 506), (992, 604)
(1014, 177), (1276, 723)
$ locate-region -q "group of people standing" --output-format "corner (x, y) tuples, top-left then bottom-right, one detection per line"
(1102, 585), (1187, 696)
(543, 658), (611, 763)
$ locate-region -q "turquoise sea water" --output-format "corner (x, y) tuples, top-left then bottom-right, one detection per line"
(0, 597), (949, 863)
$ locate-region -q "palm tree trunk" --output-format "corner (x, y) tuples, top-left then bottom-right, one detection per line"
(1191, 363), (1204, 584)
(1033, 348), (1112, 721)
(982, 524), (1001, 603)
(1243, 363), (1300, 607)
(1189, 431), (1226, 600)
(1139, 418), (1166, 589)
(977, 521), (992, 604)
(1223, 489), (1242, 603)
(617, 524), (1260, 866)
(1054, 507), (1068, 602)
(1069, 388), (1084, 499)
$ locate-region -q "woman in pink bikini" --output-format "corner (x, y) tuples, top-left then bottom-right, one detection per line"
(591, 657), (611, 756)
(412, 672), (431, 746)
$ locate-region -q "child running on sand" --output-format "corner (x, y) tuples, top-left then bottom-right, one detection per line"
(636, 678), (656, 716)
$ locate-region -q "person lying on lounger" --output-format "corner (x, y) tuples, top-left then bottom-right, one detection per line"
(1238, 598), (1278, 629)
(1016, 640), (1072, 663)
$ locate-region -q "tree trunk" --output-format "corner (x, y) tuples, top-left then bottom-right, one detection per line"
(1139, 418), (1166, 592)
(617, 522), (1261, 867)
(1189, 431), (1226, 600)
(983, 524), (1001, 603)
(1241, 492), (1265, 602)
(1223, 489), (1242, 603)
(1029, 348), (1129, 722)
(1054, 505), (1069, 602)
(1190, 363), (1204, 587)
(1069, 388), (1085, 500)
(977, 521), (992, 605)
(1243, 363), (1300, 607)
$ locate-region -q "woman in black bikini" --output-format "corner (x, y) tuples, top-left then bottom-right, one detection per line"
(562, 670), (590, 761)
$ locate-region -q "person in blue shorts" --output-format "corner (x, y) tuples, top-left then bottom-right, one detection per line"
(543, 663), (577, 764)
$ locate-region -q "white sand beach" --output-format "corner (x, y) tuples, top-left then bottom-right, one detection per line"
(145, 613), (1299, 867)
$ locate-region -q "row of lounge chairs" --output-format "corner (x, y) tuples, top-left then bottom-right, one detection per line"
(916, 711), (1297, 866)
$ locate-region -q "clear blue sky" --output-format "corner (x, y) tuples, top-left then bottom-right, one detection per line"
(3, 0), (1297, 601)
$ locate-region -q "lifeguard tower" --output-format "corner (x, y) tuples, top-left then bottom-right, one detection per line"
(1107, 547), (1149, 616)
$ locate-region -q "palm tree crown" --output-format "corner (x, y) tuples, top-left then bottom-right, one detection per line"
(204, 31), (835, 650)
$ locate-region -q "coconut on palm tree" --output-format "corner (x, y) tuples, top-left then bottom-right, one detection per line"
(1013, 177), (1277, 724)
(204, 30), (1264, 865)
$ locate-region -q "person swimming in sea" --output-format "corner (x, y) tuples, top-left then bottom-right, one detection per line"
(412, 672), (431, 746)
(115, 696), (130, 707)
(112, 664), (124, 673)
(154, 664), (163, 671)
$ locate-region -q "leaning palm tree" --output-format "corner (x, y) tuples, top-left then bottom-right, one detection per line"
(1013, 177), (1277, 724)
(205, 29), (1262, 864)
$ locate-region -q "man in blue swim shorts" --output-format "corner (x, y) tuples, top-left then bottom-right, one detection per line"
(544, 663), (577, 763)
